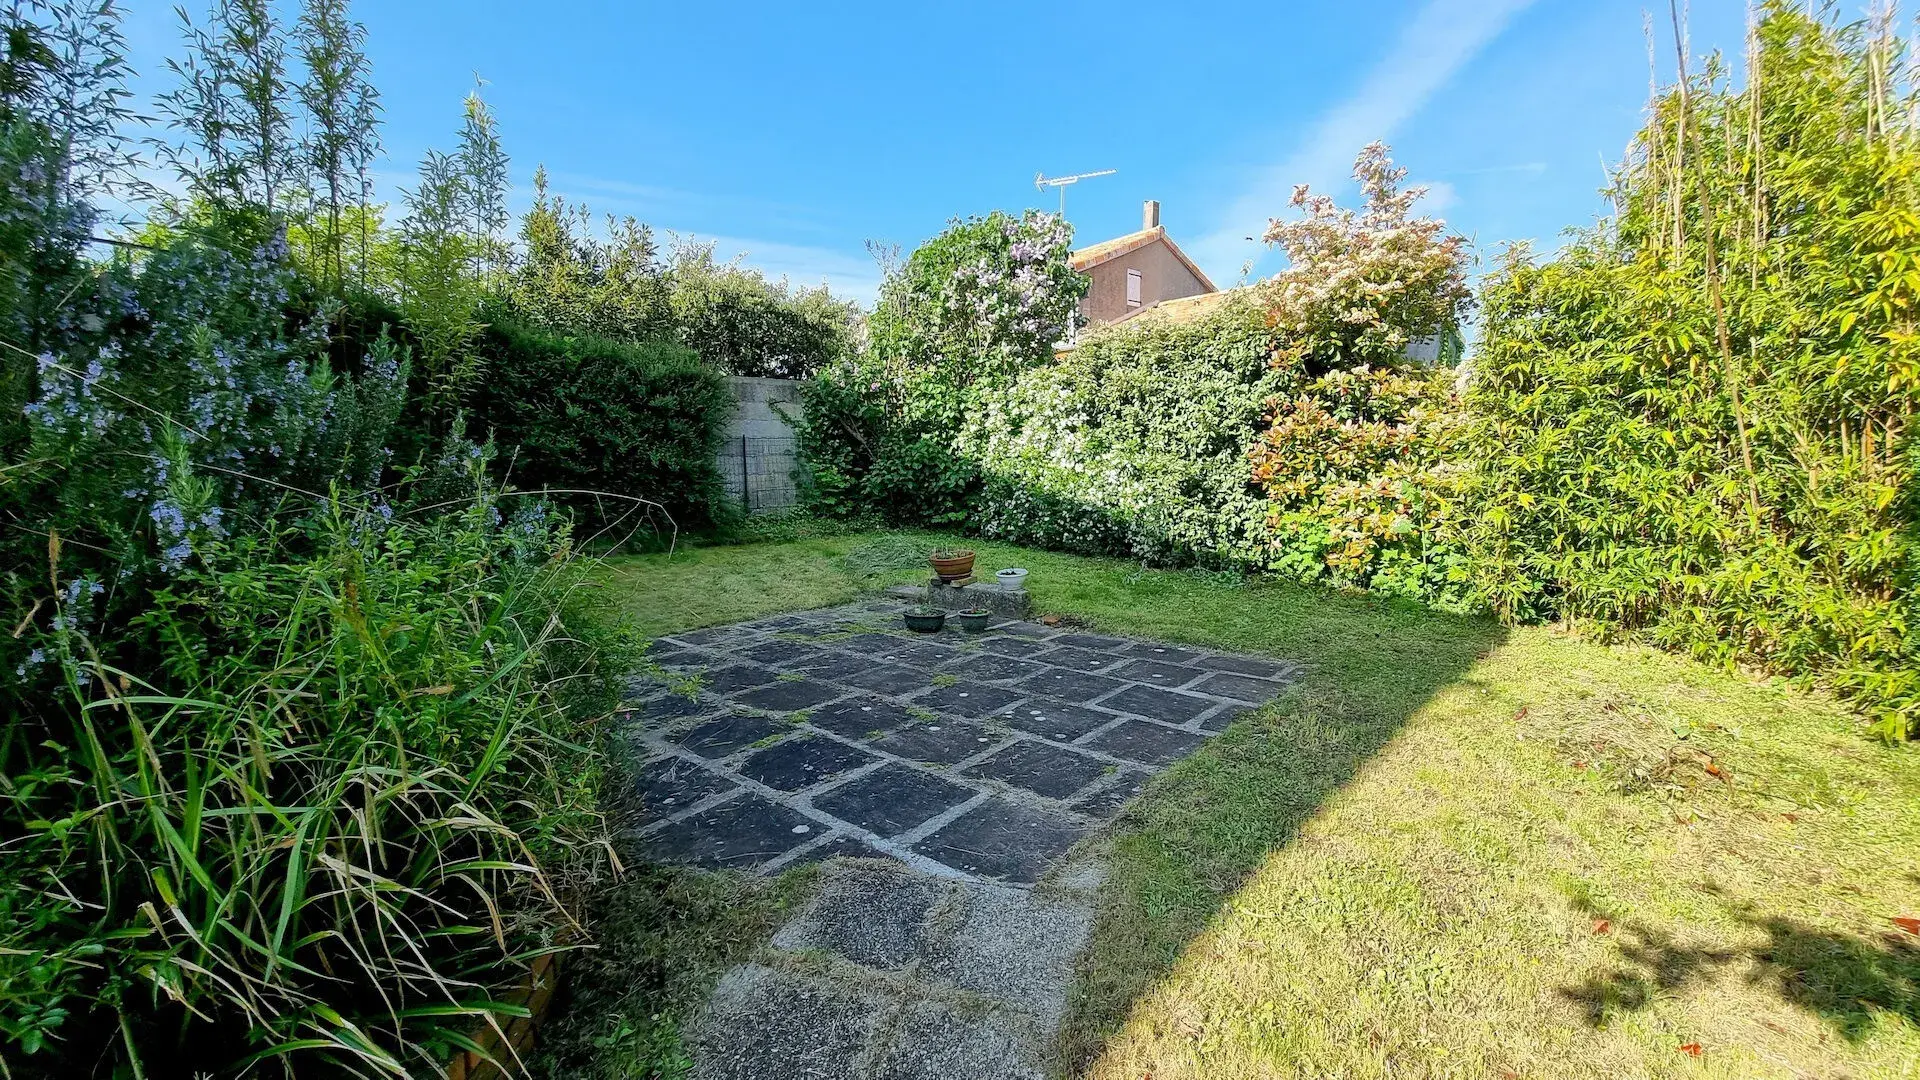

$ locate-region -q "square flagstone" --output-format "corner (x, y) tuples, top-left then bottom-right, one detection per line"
(807, 696), (919, 739)
(841, 632), (954, 667)
(939, 653), (1049, 683)
(740, 736), (880, 792)
(626, 691), (713, 723)
(1109, 658), (1206, 687)
(642, 646), (702, 669)
(1082, 719), (1208, 766)
(643, 794), (820, 869)
(962, 740), (1110, 800)
(915, 681), (1026, 718)
(1100, 683), (1216, 724)
(733, 679), (843, 713)
(1029, 644), (1129, 672)
(835, 663), (933, 696)
(746, 614), (810, 631)
(991, 698), (1122, 742)
(1051, 632), (1131, 651)
(992, 622), (1057, 639)
(872, 720), (1006, 766)
(1070, 770), (1150, 819)
(1195, 653), (1296, 679)
(863, 996), (1044, 1080)
(911, 798), (1087, 884)
(631, 755), (737, 816)
(735, 639), (823, 666)
(785, 652), (874, 681)
(1197, 704), (1255, 733)
(1121, 642), (1205, 664)
(785, 833), (897, 868)
(678, 713), (787, 758)
(670, 626), (754, 648)
(811, 763), (978, 837)
(686, 962), (881, 1078)
(1191, 671), (1290, 704)
(977, 635), (1046, 656)
(701, 664), (782, 695)
(1016, 667), (1126, 702)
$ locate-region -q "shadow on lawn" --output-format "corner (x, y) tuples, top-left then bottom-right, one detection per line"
(1561, 906), (1920, 1040)
(1058, 588), (1509, 1073)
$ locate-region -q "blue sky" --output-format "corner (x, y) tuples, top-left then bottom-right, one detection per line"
(117, 0), (1758, 305)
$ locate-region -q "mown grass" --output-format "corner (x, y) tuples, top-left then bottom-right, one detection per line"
(578, 530), (1920, 1079)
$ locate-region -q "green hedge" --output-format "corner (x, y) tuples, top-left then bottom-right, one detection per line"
(468, 321), (734, 529)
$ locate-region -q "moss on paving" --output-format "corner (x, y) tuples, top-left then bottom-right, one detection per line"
(576, 530), (1920, 1080)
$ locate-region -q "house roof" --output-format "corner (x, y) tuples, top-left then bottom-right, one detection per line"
(1108, 287), (1240, 326)
(1069, 226), (1217, 293)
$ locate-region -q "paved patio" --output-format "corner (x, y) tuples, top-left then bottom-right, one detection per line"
(616, 600), (1301, 886)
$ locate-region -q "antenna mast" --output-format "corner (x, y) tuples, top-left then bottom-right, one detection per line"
(1034, 168), (1116, 218)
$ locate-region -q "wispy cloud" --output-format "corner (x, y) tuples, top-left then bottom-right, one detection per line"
(1190, 0), (1539, 282)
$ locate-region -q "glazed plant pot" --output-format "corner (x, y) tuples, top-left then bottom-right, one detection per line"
(994, 567), (1029, 592)
(954, 609), (993, 633)
(929, 549), (976, 582)
(903, 608), (947, 633)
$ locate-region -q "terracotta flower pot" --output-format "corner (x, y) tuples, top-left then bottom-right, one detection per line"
(929, 549), (976, 582)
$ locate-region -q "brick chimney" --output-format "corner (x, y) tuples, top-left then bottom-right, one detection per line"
(1143, 199), (1160, 230)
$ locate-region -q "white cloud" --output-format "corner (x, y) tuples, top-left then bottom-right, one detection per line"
(1190, 0), (1539, 281)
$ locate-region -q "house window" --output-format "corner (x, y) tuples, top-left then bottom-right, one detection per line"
(1125, 268), (1142, 306)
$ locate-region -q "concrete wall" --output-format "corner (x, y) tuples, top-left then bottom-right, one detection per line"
(715, 376), (805, 514)
(1080, 237), (1211, 324)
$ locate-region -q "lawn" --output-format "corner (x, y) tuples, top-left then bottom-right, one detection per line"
(576, 528), (1920, 1080)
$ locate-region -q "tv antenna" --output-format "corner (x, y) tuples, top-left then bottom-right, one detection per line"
(1034, 168), (1115, 218)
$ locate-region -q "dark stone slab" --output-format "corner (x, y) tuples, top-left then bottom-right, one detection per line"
(912, 798), (1087, 884)
(784, 652), (874, 681)
(735, 639), (823, 666)
(1051, 632), (1131, 651)
(835, 663), (933, 696)
(915, 681), (1026, 718)
(1198, 704), (1255, 733)
(626, 692), (712, 723)
(643, 646), (702, 669)
(812, 763), (978, 837)
(733, 679), (843, 713)
(1121, 642), (1205, 664)
(678, 713), (786, 758)
(1100, 683), (1216, 724)
(775, 864), (941, 969)
(746, 614), (810, 631)
(1071, 771), (1151, 819)
(840, 632), (955, 667)
(1196, 653), (1296, 679)
(992, 622), (1057, 640)
(631, 755), (737, 817)
(785, 834), (897, 868)
(686, 963), (881, 1079)
(807, 696), (919, 739)
(991, 698), (1122, 741)
(643, 794), (818, 869)
(1191, 671), (1290, 704)
(871, 720), (1005, 766)
(962, 740), (1110, 800)
(1109, 658), (1206, 688)
(1015, 667), (1126, 702)
(976, 635), (1046, 657)
(670, 626), (753, 647)
(701, 664), (782, 695)
(1030, 644), (1130, 673)
(938, 653), (1048, 683)
(740, 736), (879, 792)
(1082, 719), (1208, 766)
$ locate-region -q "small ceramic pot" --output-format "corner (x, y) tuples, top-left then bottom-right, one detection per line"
(929, 549), (976, 581)
(954, 609), (993, 633)
(995, 567), (1029, 592)
(903, 608), (947, 633)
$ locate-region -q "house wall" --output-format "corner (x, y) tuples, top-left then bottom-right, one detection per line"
(714, 376), (804, 514)
(1080, 238), (1211, 324)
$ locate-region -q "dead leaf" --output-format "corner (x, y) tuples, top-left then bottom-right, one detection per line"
(1514, 706), (1529, 720)
(1592, 918), (1611, 935)
(1573, 760), (1590, 770)
(1679, 1042), (1702, 1057)
(412, 684), (455, 697)
(1782, 813), (1798, 823)
(1041, 615), (1061, 627)
(1705, 761), (1725, 779)
(1892, 916), (1920, 935)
